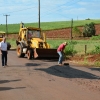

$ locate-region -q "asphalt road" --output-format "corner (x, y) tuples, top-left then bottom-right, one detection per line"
(0, 50), (100, 100)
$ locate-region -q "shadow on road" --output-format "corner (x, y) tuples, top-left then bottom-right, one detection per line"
(35, 65), (100, 79)
(8, 63), (41, 67)
(0, 87), (26, 91)
(25, 63), (41, 66)
(89, 67), (100, 71)
(33, 58), (58, 62)
(0, 79), (21, 84)
(0, 79), (26, 91)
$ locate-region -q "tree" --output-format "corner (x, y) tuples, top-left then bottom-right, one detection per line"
(82, 22), (96, 37)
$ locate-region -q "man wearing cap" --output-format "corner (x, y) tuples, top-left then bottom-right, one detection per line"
(57, 42), (67, 65)
(0, 37), (8, 68)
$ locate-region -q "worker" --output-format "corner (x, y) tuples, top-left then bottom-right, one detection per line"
(57, 42), (67, 65)
(0, 37), (8, 68)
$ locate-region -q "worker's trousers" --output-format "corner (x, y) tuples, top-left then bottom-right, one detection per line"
(57, 51), (63, 64)
(1, 51), (7, 66)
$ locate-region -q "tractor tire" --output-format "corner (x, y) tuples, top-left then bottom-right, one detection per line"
(27, 49), (32, 60)
(17, 44), (25, 57)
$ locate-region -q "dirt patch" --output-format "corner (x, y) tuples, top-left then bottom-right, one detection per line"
(44, 24), (100, 38)
(68, 54), (100, 62)
(67, 54), (100, 67)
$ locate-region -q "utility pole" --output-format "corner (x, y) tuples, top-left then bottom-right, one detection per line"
(3, 14), (10, 37)
(38, 0), (40, 28)
(70, 18), (73, 41)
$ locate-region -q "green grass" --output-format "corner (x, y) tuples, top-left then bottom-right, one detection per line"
(47, 39), (100, 55)
(47, 39), (100, 67)
(0, 19), (100, 33)
(7, 39), (16, 49)
(73, 40), (100, 55)
(7, 38), (100, 55)
(47, 39), (66, 48)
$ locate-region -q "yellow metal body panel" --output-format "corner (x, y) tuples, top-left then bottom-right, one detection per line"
(18, 27), (50, 49)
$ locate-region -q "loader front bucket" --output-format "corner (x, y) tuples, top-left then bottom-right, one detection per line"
(34, 48), (59, 59)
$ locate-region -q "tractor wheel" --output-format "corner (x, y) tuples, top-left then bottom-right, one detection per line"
(27, 50), (32, 60)
(17, 44), (25, 57)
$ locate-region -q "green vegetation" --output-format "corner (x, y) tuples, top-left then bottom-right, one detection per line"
(83, 22), (96, 37)
(94, 61), (100, 67)
(65, 41), (77, 55)
(47, 40), (77, 55)
(72, 26), (82, 37)
(90, 35), (100, 40)
(47, 39), (100, 67)
(7, 36), (100, 56)
(0, 19), (100, 33)
(47, 39), (100, 55)
(91, 45), (100, 54)
(7, 39), (16, 49)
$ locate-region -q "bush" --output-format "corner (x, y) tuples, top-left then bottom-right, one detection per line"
(82, 22), (96, 37)
(65, 41), (77, 55)
(91, 45), (100, 54)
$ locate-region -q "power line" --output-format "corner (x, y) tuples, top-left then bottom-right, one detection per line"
(17, 0), (82, 23)
(1, 0), (83, 23)
(0, 6), (36, 16)
(40, 0), (82, 20)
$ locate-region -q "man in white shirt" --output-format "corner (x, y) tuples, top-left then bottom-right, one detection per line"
(0, 37), (8, 67)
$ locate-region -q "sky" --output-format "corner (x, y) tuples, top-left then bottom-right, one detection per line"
(0, 0), (100, 24)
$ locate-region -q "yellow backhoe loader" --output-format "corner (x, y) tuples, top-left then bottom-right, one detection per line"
(16, 24), (58, 59)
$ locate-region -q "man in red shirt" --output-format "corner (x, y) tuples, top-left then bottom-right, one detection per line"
(57, 42), (67, 65)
